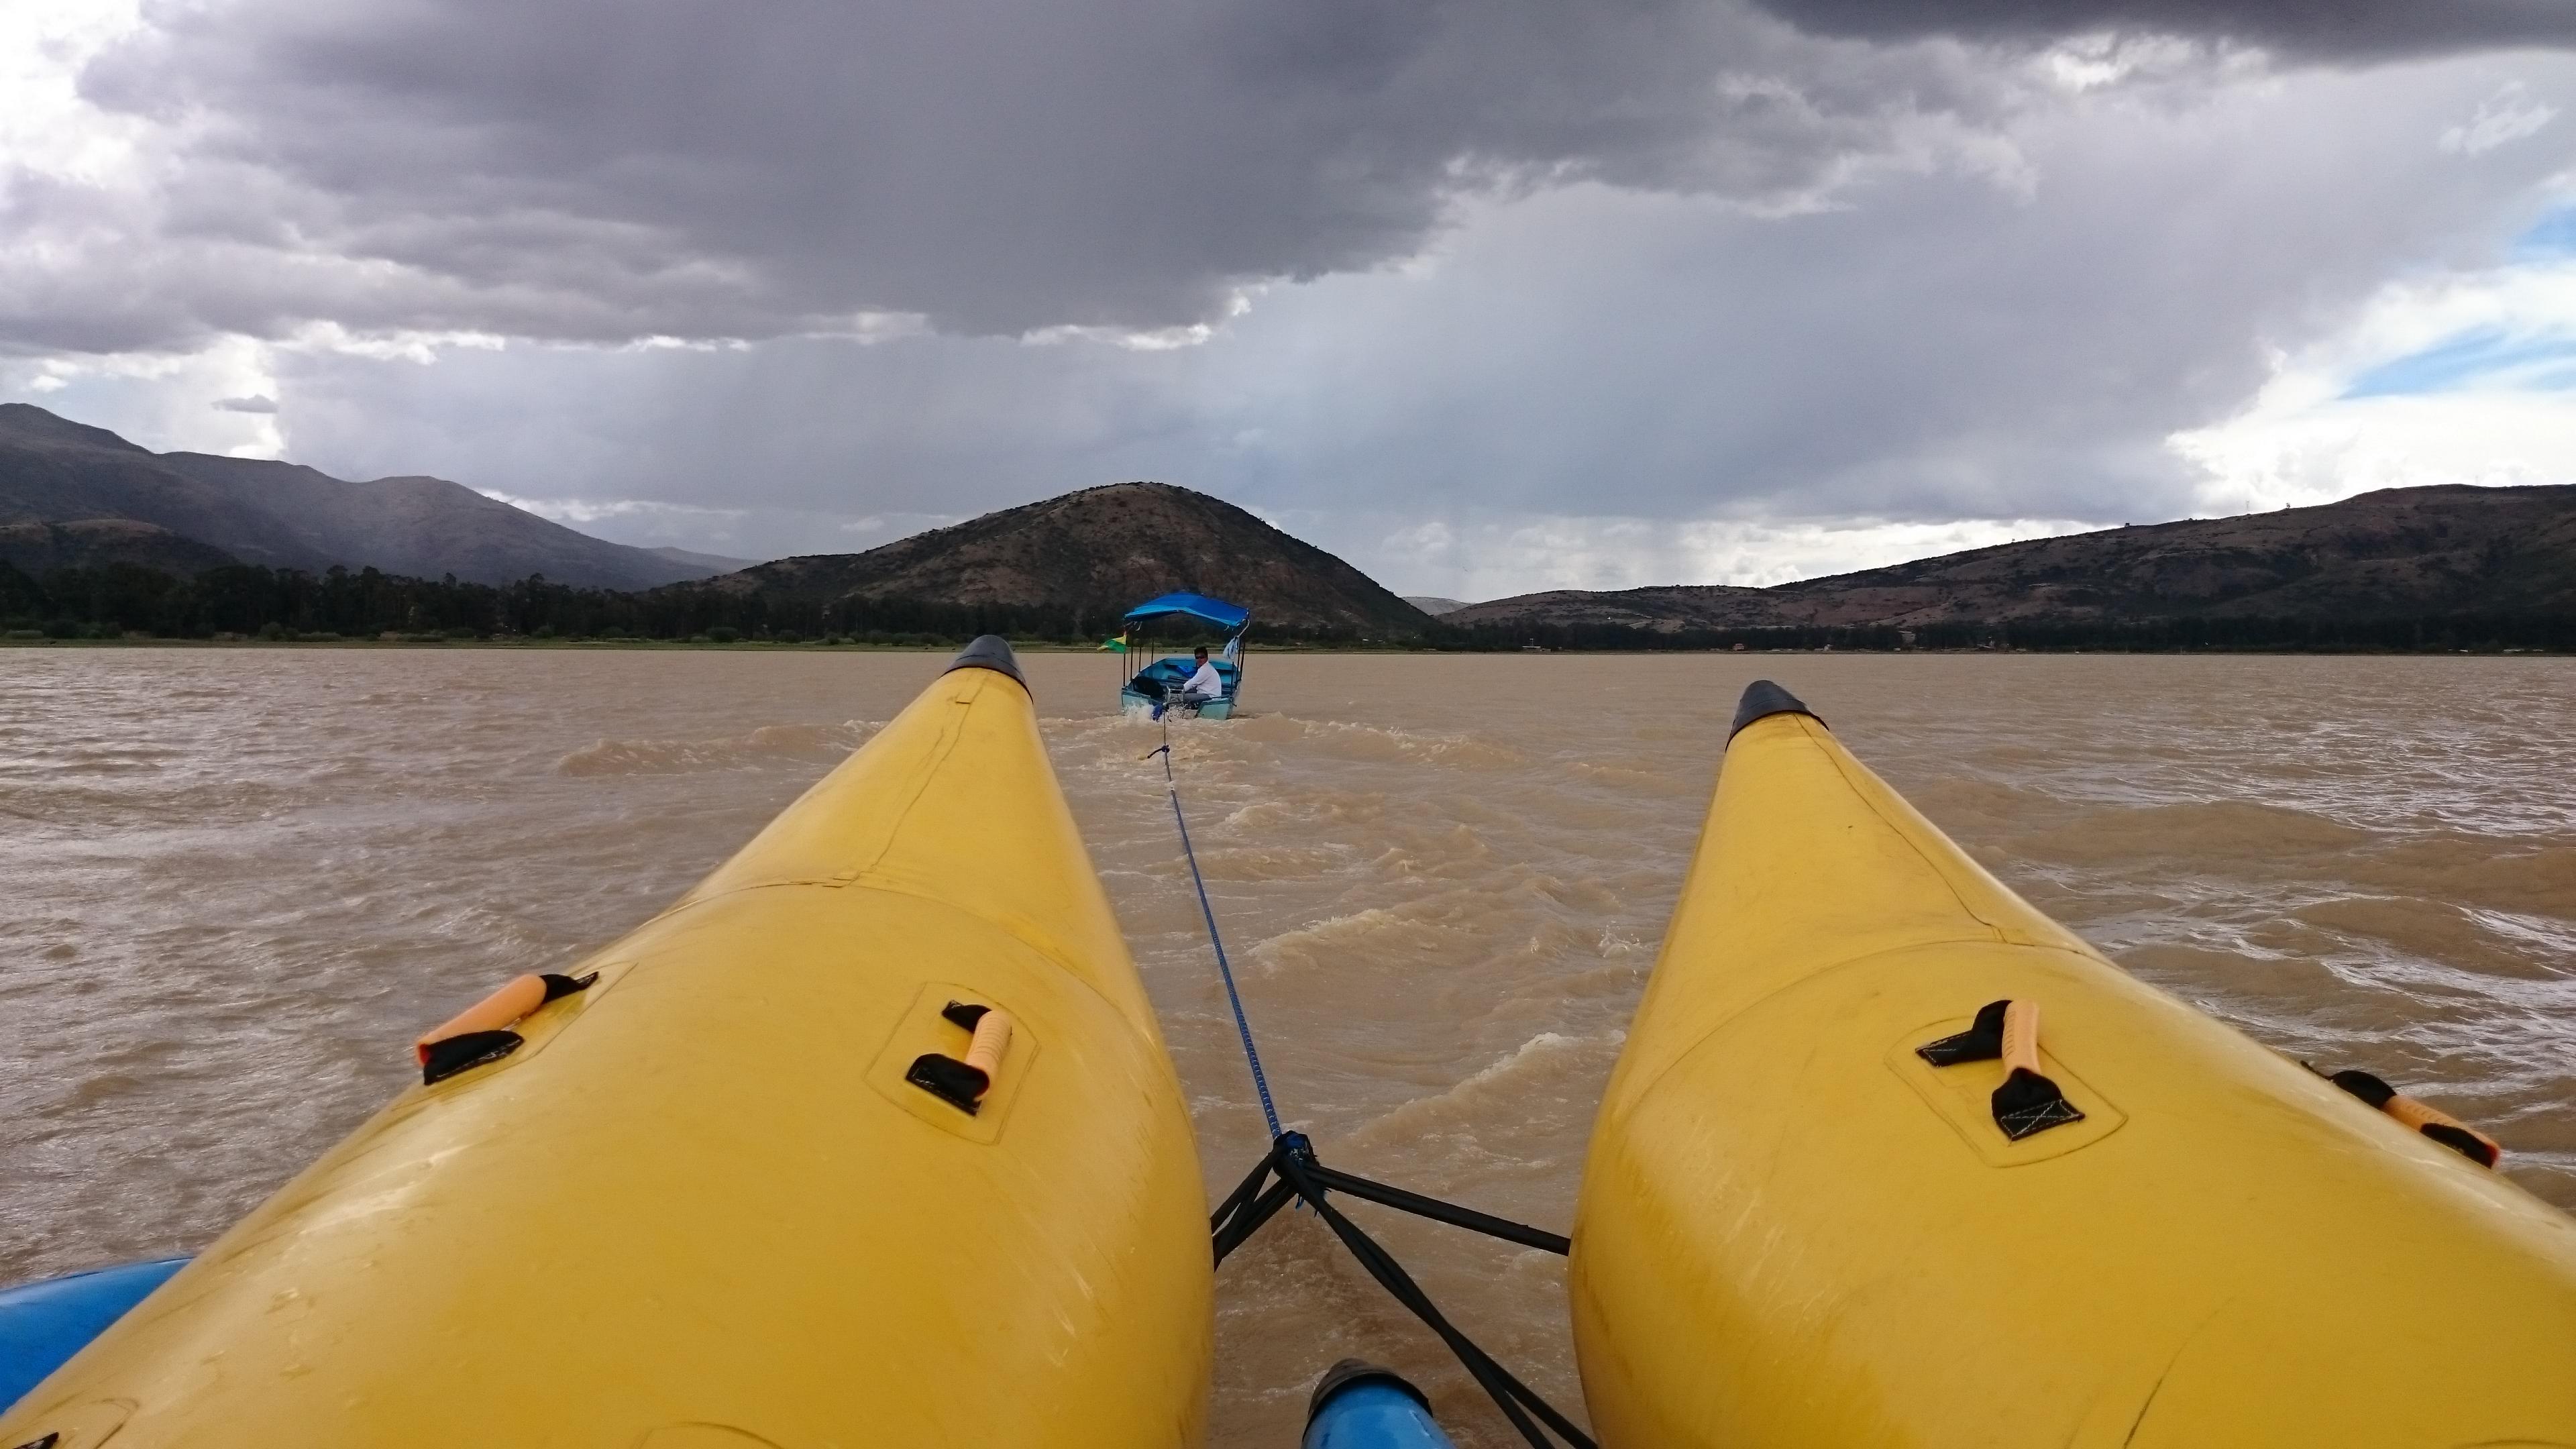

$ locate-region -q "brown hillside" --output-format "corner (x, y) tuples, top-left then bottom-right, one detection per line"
(1447, 484), (2576, 632)
(0, 404), (733, 590)
(704, 482), (1432, 633)
(0, 519), (239, 576)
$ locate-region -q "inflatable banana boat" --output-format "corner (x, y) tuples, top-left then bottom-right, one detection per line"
(0, 639), (1212, 1449)
(1570, 681), (2576, 1448)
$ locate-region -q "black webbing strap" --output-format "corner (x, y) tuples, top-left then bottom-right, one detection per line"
(1210, 1133), (1595, 1449)
(1305, 1163), (1571, 1256)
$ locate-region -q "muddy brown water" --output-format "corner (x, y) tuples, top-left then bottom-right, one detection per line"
(4, 649), (2572, 1446)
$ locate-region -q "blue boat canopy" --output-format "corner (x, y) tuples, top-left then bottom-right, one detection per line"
(1122, 592), (1250, 631)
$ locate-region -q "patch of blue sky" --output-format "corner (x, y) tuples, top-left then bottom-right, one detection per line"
(2342, 328), (2576, 398)
(2510, 204), (2576, 262)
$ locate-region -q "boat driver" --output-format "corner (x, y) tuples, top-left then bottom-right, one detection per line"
(1179, 647), (1225, 707)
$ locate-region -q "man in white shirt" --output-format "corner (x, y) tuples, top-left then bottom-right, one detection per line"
(1179, 647), (1225, 708)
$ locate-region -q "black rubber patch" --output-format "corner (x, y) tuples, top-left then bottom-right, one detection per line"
(2418, 1122), (2500, 1168)
(2329, 1068), (2398, 1109)
(944, 634), (1025, 687)
(1992, 1066), (2085, 1140)
(1729, 680), (1820, 739)
(539, 971), (599, 1002)
(941, 1000), (991, 1031)
(1917, 1000), (2011, 1065)
(906, 1052), (990, 1114)
(421, 1028), (524, 1085)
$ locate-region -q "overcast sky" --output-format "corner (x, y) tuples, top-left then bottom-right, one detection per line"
(4, 0), (2572, 597)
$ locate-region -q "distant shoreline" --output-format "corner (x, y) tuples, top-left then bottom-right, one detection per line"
(5, 637), (2567, 657)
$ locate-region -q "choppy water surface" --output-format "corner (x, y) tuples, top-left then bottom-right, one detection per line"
(5, 649), (2573, 1445)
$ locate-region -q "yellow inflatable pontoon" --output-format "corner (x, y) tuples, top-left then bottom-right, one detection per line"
(0, 639), (1213, 1449)
(1570, 680), (2576, 1449)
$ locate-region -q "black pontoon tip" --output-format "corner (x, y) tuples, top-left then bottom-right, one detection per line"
(944, 634), (1025, 688)
(1730, 679), (1821, 739)
(1307, 1358), (1432, 1424)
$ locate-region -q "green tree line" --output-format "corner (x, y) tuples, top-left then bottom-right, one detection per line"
(5, 557), (2568, 651)
(0, 560), (1387, 645)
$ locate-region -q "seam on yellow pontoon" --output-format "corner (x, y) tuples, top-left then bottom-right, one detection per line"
(1795, 714), (2012, 949)
(653, 669), (987, 912)
(849, 678), (982, 881)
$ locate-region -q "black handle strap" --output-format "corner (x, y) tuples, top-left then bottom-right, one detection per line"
(1210, 1132), (1594, 1449)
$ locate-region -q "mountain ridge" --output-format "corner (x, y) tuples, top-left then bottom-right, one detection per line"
(7, 398), (2566, 644)
(647, 544), (761, 572)
(0, 519), (239, 578)
(700, 481), (1432, 633)
(0, 404), (733, 590)
(1446, 484), (2576, 633)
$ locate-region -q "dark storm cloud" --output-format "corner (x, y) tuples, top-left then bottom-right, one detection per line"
(251, 56), (2576, 563)
(1745, 0), (2576, 62)
(32, 0), (2024, 352)
(36, 0), (2561, 359)
(13, 0), (2573, 593)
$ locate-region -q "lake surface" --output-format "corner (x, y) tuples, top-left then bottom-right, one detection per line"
(5, 648), (2573, 1446)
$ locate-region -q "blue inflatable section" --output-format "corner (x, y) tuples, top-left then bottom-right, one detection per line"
(1303, 1368), (1455, 1449)
(0, 1258), (188, 1413)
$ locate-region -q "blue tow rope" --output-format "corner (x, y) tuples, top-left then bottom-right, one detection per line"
(1155, 715), (1592, 1448)
(1149, 727), (1283, 1140)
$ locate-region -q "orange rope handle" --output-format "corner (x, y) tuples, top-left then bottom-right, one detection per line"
(2382, 1093), (2503, 1167)
(2000, 1000), (2042, 1077)
(416, 973), (547, 1065)
(962, 1008), (1014, 1091)
(2322, 1067), (2503, 1168)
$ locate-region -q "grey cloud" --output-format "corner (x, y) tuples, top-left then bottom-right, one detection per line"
(1743, 0), (2576, 61)
(23, 0), (2043, 354)
(248, 55), (2576, 574)
(213, 395), (279, 413)
(1183, 60), (2576, 529)
(17, 3), (2570, 599)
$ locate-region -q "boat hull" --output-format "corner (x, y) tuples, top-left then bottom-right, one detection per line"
(0, 642), (1214, 1449)
(1569, 685), (2576, 1448)
(1120, 687), (1233, 720)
